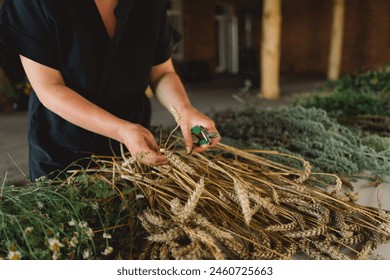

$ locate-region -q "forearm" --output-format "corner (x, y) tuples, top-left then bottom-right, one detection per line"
(153, 71), (192, 114)
(150, 59), (220, 152)
(37, 83), (130, 143)
(20, 55), (131, 144)
(150, 59), (194, 118)
(35, 83), (166, 164)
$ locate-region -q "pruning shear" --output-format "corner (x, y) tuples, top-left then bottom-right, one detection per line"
(191, 126), (219, 146)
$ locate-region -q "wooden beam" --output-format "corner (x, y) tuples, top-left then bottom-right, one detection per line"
(327, 0), (345, 80)
(260, 0), (282, 100)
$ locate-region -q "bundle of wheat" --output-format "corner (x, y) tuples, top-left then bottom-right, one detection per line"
(80, 138), (390, 260)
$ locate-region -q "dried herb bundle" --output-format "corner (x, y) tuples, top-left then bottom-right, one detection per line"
(323, 64), (390, 96)
(295, 64), (390, 135)
(83, 140), (390, 260)
(212, 106), (390, 179)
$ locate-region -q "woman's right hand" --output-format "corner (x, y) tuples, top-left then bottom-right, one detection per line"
(117, 123), (168, 166)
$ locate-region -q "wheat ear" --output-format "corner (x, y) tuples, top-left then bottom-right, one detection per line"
(163, 105), (181, 148)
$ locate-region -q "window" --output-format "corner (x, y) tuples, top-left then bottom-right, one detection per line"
(215, 3), (239, 73)
(165, 0), (184, 61)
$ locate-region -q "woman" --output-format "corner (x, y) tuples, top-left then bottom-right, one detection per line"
(0, 0), (220, 180)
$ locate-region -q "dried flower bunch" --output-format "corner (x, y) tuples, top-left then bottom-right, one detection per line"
(87, 138), (390, 260)
(296, 64), (390, 136)
(212, 106), (390, 179)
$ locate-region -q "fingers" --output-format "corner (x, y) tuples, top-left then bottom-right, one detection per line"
(135, 137), (169, 166)
(122, 124), (169, 166)
(130, 143), (169, 166)
(192, 132), (221, 153)
(190, 124), (221, 153)
(139, 152), (169, 166)
(181, 125), (193, 154)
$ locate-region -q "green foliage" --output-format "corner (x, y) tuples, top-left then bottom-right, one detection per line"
(295, 64), (390, 135)
(0, 170), (145, 260)
(296, 64), (390, 116)
(296, 90), (390, 117)
(212, 106), (390, 179)
(324, 64), (390, 94)
(361, 134), (390, 152)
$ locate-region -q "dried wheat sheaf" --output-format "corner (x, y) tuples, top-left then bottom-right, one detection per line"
(87, 137), (390, 260)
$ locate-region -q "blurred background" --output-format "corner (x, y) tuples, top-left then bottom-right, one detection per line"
(2, 0), (390, 110)
(0, 0), (390, 260)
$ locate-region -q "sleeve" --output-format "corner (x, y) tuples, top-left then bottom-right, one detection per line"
(152, 7), (182, 65)
(0, 0), (60, 69)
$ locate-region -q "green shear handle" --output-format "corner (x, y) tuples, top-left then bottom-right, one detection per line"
(191, 126), (219, 146)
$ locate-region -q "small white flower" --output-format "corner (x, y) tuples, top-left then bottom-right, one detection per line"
(91, 202), (99, 210)
(136, 194), (145, 199)
(103, 233), (112, 239)
(41, 213), (50, 219)
(101, 246), (113, 256)
(24, 227), (34, 234)
(37, 201), (44, 209)
(82, 250), (90, 260)
(7, 250), (22, 260)
(35, 176), (46, 182)
(69, 236), (78, 248)
(78, 221), (88, 228)
(68, 219), (77, 226)
(48, 238), (64, 253)
(84, 227), (94, 238)
(52, 251), (61, 260)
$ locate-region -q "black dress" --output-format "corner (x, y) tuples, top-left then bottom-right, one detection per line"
(0, 0), (180, 180)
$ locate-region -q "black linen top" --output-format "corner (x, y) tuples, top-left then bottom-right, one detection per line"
(0, 0), (180, 180)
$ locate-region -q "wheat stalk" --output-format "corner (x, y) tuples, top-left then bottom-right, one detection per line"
(160, 148), (195, 175)
(178, 178), (205, 222)
(233, 178), (252, 225)
(75, 134), (390, 260)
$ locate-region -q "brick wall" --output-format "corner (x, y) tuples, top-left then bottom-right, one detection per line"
(182, 0), (217, 73)
(342, 0), (390, 73)
(281, 0), (332, 75)
(179, 0), (390, 77)
(281, 0), (390, 75)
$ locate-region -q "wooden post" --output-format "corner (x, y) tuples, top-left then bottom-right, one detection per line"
(260, 0), (282, 100)
(327, 0), (345, 80)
